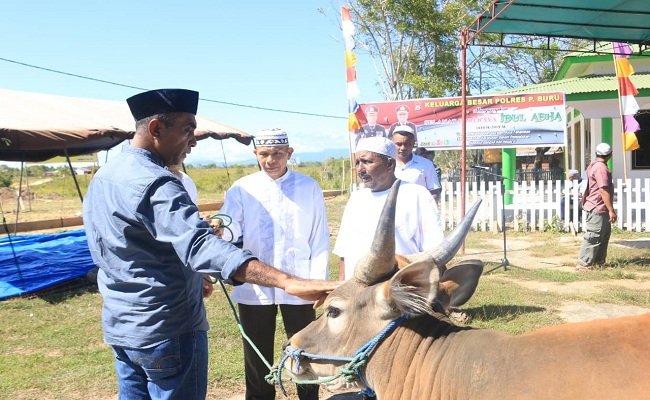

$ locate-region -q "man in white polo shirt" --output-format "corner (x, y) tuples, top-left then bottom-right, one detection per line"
(391, 125), (442, 202)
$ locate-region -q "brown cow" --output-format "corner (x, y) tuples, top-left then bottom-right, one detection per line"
(284, 180), (650, 399)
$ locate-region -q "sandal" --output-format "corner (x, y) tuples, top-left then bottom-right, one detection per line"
(449, 310), (469, 323)
(575, 264), (592, 272)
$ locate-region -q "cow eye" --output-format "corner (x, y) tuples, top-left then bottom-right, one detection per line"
(326, 306), (341, 318)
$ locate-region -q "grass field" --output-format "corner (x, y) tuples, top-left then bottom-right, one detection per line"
(1, 162), (348, 224)
(1, 184), (649, 399)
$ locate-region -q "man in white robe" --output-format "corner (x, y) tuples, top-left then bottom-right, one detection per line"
(220, 128), (329, 400)
(334, 136), (444, 281)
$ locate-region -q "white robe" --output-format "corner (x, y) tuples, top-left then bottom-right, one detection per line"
(172, 170), (199, 204)
(333, 181), (444, 280)
(220, 170), (330, 305)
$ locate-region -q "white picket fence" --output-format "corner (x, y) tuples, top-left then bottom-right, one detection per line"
(440, 178), (650, 232)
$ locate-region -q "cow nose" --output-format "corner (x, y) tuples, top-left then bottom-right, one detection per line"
(282, 340), (291, 351)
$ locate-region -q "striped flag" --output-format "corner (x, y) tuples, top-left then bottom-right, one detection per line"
(613, 42), (640, 151)
(342, 7), (361, 131)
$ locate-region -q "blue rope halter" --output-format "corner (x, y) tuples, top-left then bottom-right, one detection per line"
(268, 315), (407, 398)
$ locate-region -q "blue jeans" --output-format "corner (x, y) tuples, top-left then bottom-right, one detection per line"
(112, 330), (208, 400)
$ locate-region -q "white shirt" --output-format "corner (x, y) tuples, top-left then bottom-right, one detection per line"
(333, 181), (444, 280)
(220, 170), (330, 305)
(394, 154), (441, 191)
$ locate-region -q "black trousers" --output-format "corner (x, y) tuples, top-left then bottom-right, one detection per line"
(239, 303), (318, 400)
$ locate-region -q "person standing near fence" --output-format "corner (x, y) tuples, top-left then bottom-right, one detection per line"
(561, 169), (585, 222)
(219, 128), (329, 400)
(576, 143), (617, 271)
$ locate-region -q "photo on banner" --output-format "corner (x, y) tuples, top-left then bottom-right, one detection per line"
(352, 92), (567, 150)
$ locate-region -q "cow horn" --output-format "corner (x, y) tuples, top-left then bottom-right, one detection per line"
(428, 200), (482, 267)
(353, 179), (400, 284)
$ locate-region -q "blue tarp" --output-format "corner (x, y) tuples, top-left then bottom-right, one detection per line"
(0, 229), (94, 300)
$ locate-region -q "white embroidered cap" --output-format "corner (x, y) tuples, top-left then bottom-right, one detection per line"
(355, 136), (397, 159)
(254, 128), (289, 147)
(595, 142), (612, 156)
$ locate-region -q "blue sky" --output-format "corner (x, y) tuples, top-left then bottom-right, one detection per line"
(0, 1), (381, 165)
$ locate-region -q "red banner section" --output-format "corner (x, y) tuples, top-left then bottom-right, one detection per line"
(354, 92), (566, 149)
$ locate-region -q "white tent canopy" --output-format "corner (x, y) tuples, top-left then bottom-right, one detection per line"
(0, 88), (251, 162)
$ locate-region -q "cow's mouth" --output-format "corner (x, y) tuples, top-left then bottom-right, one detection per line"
(322, 378), (362, 393)
(285, 359), (363, 394)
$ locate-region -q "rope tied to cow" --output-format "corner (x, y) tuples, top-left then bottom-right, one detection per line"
(268, 316), (408, 397)
(215, 272), (406, 398)
(216, 279), (275, 372)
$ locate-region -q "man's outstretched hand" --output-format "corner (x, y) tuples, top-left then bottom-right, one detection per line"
(231, 259), (342, 307)
(283, 277), (341, 307)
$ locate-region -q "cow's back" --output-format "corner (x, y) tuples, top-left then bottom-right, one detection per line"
(367, 313), (650, 399)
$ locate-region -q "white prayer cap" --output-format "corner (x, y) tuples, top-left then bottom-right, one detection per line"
(355, 136), (397, 159)
(392, 125), (415, 136)
(254, 128), (289, 147)
(567, 169), (580, 178)
(595, 142), (612, 156)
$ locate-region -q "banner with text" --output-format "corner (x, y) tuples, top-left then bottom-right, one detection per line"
(353, 92), (566, 149)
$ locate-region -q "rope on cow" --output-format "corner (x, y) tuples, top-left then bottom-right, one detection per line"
(206, 212), (234, 242)
(214, 258), (405, 397)
(269, 316), (408, 397)
(215, 274), (329, 397)
(216, 279), (274, 373)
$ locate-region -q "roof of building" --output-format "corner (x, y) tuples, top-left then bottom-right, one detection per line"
(497, 73), (650, 97)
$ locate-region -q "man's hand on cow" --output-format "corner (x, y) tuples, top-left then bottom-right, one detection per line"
(283, 277), (341, 306)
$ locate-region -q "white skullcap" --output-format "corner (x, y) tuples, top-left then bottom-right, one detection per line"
(567, 169), (580, 178)
(392, 125), (415, 135)
(254, 128), (289, 147)
(355, 136), (397, 159)
(595, 142), (612, 156)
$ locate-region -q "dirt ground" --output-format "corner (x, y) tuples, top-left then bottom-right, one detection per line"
(217, 234), (650, 400)
(465, 235), (650, 323)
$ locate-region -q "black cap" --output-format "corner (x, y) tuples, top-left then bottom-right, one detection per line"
(127, 89), (199, 121)
(396, 105), (409, 112)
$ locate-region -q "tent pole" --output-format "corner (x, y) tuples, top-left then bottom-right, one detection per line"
(220, 140), (233, 186)
(0, 200), (25, 289)
(14, 162), (25, 234)
(65, 149), (84, 203)
(460, 29), (469, 232)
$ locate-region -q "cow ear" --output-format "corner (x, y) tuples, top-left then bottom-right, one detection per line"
(395, 254), (411, 269)
(377, 260), (440, 318)
(436, 259), (483, 310)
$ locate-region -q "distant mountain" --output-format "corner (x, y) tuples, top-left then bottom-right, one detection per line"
(188, 147), (350, 167)
(293, 148), (350, 163)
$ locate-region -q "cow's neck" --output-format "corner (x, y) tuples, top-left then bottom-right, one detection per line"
(364, 313), (650, 400)
(364, 315), (499, 399)
(366, 317), (501, 400)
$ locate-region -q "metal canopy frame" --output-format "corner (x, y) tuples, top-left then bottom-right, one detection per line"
(467, 1), (650, 47)
(458, 0), (650, 219)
